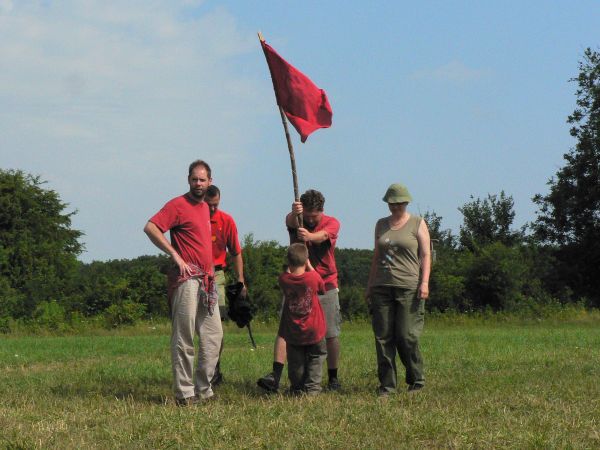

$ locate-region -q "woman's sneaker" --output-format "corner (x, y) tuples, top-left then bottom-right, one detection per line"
(408, 383), (424, 392)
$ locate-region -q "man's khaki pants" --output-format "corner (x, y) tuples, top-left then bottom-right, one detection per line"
(171, 278), (223, 400)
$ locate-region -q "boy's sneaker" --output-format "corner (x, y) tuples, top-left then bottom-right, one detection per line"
(257, 372), (279, 393)
(326, 378), (342, 391)
(408, 383), (424, 392)
(287, 388), (306, 397)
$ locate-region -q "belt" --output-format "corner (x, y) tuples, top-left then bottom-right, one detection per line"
(214, 265), (224, 271)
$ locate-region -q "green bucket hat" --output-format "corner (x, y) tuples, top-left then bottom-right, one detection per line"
(382, 183), (412, 203)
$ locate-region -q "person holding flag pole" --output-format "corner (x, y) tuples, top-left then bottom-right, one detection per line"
(256, 33), (342, 393)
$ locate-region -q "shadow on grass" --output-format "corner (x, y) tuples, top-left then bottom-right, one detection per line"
(49, 370), (171, 405)
(48, 372), (278, 404)
(49, 383), (170, 405)
(216, 377), (378, 400)
(46, 360), (374, 404)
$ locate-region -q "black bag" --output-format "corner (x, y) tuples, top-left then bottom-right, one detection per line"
(226, 282), (254, 328)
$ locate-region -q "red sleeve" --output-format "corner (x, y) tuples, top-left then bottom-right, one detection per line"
(321, 216), (340, 245)
(311, 271), (326, 295)
(149, 199), (179, 233)
(226, 215), (242, 256)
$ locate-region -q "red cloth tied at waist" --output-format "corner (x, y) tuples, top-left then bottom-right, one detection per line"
(167, 264), (218, 316)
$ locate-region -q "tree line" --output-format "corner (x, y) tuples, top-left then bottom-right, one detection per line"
(1, 48), (599, 331)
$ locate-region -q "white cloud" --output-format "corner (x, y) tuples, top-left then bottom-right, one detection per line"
(0, 1), (270, 261)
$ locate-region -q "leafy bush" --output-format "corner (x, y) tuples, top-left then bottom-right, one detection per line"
(103, 300), (146, 328)
(0, 275), (23, 327)
(464, 242), (528, 311)
(240, 234), (286, 319)
(428, 271), (468, 312)
(33, 300), (68, 331)
(339, 285), (368, 319)
(336, 248), (372, 287)
(0, 316), (12, 334)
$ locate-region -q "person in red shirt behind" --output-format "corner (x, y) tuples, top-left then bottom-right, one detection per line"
(205, 185), (245, 386)
(278, 243), (327, 395)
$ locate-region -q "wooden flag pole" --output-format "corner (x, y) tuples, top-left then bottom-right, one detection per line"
(258, 31), (303, 227)
(278, 106), (300, 204)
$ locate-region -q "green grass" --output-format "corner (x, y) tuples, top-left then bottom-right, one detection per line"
(1, 317), (599, 449)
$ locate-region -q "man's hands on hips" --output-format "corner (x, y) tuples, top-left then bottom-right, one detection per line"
(172, 253), (193, 277)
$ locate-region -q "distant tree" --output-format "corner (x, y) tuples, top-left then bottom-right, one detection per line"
(73, 255), (169, 317)
(0, 169), (83, 318)
(240, 234), (286, 318)
(458, 192), (524, 252)
(423, 211), (456, 261)
(422, 211), (468, 312)
(442, 194), (556, 311)
(339, 285), (369, 319)
(335, 248), (373, 288)
(533, 48), (600, 306)
(334, 248), (372, 319)
(464, 242), (528, 311)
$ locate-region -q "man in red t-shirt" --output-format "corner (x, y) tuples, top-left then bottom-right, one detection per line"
(258, 189), (342, 393)
(205, 185), (245, 386)
(278, 243), (327, 395)
(143, 160), (222, 406)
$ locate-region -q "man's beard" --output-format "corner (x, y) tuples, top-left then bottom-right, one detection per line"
(189, 188), (205, 200)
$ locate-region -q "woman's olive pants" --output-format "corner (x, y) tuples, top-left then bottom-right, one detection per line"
(370, 286), (425, 393)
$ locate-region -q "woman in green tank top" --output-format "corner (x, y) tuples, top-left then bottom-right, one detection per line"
(366, 183), (431, 396)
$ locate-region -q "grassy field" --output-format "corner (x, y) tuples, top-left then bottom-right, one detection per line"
(1, 316), (599, 449)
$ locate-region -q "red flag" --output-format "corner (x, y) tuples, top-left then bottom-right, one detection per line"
(261, 40), (333, 143)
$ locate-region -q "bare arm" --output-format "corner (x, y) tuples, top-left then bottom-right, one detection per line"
(285, 202), (303, 229)
(231, 251), (248, 297)
(286, 201), (329, 244)
(297, 228), (329, 244)
(416, 219), (431, 300)
(231, 252), (245, 284)
(365, 229), (379, 304)
(143, 221), (192, 277)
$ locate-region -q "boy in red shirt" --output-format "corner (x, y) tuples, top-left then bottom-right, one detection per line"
(278, 243), (327, 395)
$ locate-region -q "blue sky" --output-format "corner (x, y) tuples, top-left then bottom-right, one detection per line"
(1, 1), (598, 262)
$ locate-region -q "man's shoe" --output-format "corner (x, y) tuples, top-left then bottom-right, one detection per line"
(198, 393), (218, 403)
(257, 372), (279, 393)
(326, 378), (342, 391)
(408, 383), (424, 392)
(211, 370), (224, 387)
(377, 387), (392, 398)
(175, 395), (198, 407)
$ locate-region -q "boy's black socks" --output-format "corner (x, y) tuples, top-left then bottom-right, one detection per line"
(273, 361), (284, 383)
(328, 368), (338, 381)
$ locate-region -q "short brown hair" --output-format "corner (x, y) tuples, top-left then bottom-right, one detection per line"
(188, 160), (212, 178)
(287, 243), (308, 268)
(300, 189), (325, 211)
(206, 185), (220, 198)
